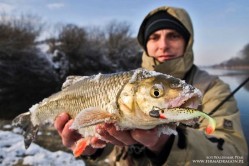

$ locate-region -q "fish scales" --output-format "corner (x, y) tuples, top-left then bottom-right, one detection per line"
(32, 71), (133, 125)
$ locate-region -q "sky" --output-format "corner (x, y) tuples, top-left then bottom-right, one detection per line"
(0, 0), (249, 66)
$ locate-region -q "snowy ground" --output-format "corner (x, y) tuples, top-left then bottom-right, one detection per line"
(0, 129), (85, 166)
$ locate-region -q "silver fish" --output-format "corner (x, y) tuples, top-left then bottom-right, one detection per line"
(12, 68), (214, 157)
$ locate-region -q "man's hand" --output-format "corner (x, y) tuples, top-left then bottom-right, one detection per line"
(54, 113), (174, 156)
(97, 123), (172, 155)
(54, 112), (106, 156)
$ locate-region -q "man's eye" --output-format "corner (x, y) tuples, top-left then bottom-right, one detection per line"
(148, 35), (160, 41)
(168, 33), (182, 40)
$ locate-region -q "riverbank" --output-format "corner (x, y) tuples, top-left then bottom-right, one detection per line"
(0, 119), (85, 166)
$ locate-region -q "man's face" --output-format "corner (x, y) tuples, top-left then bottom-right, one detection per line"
(146, 29), (186, 63)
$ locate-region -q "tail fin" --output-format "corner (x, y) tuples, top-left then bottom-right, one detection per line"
(12, 112), (38, 149)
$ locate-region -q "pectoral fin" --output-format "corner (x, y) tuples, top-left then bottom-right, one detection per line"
(70, 107), (118, 130)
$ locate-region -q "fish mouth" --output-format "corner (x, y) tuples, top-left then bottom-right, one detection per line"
(168, 93), (201, 110)
(149, 94), (201, 116)
(180, 96), (200, 109)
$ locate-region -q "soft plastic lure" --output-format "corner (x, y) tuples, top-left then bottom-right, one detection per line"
(149, 107), (216, 134)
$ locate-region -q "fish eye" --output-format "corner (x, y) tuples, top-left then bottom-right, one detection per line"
(154, 90), (160, 97)
(150, 84), (164, 98)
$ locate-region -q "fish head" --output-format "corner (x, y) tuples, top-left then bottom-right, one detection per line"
(134, 73), (202, 116)
(117, 69), (202, 129)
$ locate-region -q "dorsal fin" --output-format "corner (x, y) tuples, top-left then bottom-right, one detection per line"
(61, 75), (89, 90)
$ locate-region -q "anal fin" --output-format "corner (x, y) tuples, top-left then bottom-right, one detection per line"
(73, 138), (89, 157)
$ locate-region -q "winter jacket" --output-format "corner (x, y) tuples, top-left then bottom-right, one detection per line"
(83, 6), (248, 166)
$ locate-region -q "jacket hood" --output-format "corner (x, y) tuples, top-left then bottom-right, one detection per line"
(138, 6), (194, 79)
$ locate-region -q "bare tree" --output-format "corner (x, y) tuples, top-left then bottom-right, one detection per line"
(47, 21), (141, 75)
(58, 24), (86, 53)
(52, 24), (113, 75)
(241, 43), (249, 63)
(55, 24), (87, 74)
(104, 20), (141, 71)
(0, 13), (44, 52)
(0, 49), (61, 119)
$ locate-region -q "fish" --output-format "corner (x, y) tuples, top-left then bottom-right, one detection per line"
(12, 68), (215, 157)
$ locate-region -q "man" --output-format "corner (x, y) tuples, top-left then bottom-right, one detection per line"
(55, 6), (248, 165)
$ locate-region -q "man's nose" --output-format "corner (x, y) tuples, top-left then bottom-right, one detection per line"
(158, 38), (169, 50)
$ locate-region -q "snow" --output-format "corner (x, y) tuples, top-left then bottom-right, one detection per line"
(0, 130), (85, 166)
(129, 68), (162, 83)
(77, 76), (90, 82)
(157, 125), (177, 136)
(93, 73), (102, 83)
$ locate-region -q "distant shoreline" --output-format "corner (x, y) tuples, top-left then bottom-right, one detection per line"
(199, 66), (249, 77)
(200, 65), (249, 70)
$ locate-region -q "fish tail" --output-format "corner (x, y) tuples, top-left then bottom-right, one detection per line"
(12, 112), (38, 149)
